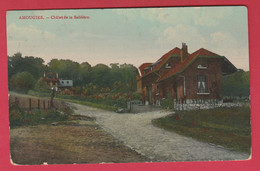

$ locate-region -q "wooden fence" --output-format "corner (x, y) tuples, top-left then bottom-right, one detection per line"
(9, 95), (52, 110)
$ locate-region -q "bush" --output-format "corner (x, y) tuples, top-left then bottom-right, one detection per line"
(9, 72), (36, 93)
(34, 78), (50, 92)
(132, 92), (142, 100)
(9, 104), (69, 128)
(161, 92), (174, 110)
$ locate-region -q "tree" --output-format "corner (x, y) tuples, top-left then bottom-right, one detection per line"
(78, 62), (92, 86)
(9, 72), (36, 92)
(34, 78), (50, 92)
(91, 64), (110, 88)
(110, 63), (119, 69)
(222, 70), (250, 97)
(8, 53), (46, 81)
(48, 59), (81, 86)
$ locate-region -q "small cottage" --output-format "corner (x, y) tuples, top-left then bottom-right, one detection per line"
(137, 43), (237, 105)
(59, 79), (73, 88)
(42, 72), (59, 87)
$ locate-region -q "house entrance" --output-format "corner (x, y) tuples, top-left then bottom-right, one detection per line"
(173, 81), (177, 101)
(148, 85), (152, 105)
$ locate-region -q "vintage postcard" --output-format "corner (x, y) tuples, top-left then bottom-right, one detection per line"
(6, 6), (250, 165)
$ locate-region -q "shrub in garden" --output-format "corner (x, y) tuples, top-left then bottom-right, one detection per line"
(132, 92), (142, 100)
(9, 108), (24, 127)
(9, 105), (69, 128)
(161, 92), (174, 110)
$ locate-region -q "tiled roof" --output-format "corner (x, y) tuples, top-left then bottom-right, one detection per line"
(138, 63), (152, 76)
(152, 47), (181, 71)
(138, 47), (181, 79)
(158, 48), (223, 81)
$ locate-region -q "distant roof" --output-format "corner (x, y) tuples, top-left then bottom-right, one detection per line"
(152, 47), (181, 72)
(138, 63), (152, 76)
(137, 47), (181, 79)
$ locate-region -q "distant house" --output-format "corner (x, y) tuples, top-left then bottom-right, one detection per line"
(137, 43), (237, 105)
(42, 72), (73, 89)
(42, 72), (59, 87)
(59, 79), (73, 88)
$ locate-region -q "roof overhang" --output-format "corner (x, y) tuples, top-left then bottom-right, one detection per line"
(221, 57), (237, 75)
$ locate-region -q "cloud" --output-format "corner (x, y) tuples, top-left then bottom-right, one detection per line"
(7, 23), (56, 57)
(69, 32), (106, 39)
(193, 7), (232, 27)
(156, 25), (206, 50)
(7, 23), (55, 41)
(115, 9), (138, 21)
(209, 31), (249, 70)
(210, 32), (236, 47)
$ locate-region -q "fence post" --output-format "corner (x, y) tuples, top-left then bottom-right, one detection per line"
(38, 99), (40, 109)
(15, 97), (19, 106)
(48, 101), (50, 109)
(29, 98), (31, 111)
(43, 100), (45, 110)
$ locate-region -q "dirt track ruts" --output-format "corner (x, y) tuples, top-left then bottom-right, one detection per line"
(69, 103), (250, 162)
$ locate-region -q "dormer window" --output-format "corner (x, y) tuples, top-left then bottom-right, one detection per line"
(165, 63), (171, 68)
(197, 64), (207, 69)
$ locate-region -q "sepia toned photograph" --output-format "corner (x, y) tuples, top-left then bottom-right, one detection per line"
(7, 6), (250, 165)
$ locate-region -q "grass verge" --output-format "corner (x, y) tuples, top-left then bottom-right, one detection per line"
(152, 106), (251, 154)
(9, 107), (71, 128)
(27, 90), (118, 111)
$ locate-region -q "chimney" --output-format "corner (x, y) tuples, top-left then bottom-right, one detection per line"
(181, 43), (188, 62)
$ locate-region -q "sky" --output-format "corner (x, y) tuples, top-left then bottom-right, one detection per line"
(6, 6), (249, 70)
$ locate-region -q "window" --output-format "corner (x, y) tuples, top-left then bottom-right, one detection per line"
(156, 85), (160, 95)
(198, 75), (206, 93)
(165, 63), (171, 68)
(197, 64), (207, 69)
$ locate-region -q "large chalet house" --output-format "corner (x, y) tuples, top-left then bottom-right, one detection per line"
(137, 43), (237, 105)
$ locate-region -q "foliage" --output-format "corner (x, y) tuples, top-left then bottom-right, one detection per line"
(9, 105), (69, 128)
(48, 59), (81, 85)
(161, 92), (174, 110)
(34, 78), (50, 92)
(56, 91), (134, 110)
(9, 72), (36, 93)
(8, 53), (45, 80)
(152, 106), (251, 153)
(132, 92), (142, 100)
(8, 53), (138, 102)
(222, 70), (250, 97)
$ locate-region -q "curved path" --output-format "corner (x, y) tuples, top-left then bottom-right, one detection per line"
(69, 103), (250, 162)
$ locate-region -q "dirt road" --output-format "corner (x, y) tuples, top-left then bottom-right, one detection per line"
(69, 103), (250, 162)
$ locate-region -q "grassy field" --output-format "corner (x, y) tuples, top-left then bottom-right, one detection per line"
(152, 106), (251, 154)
